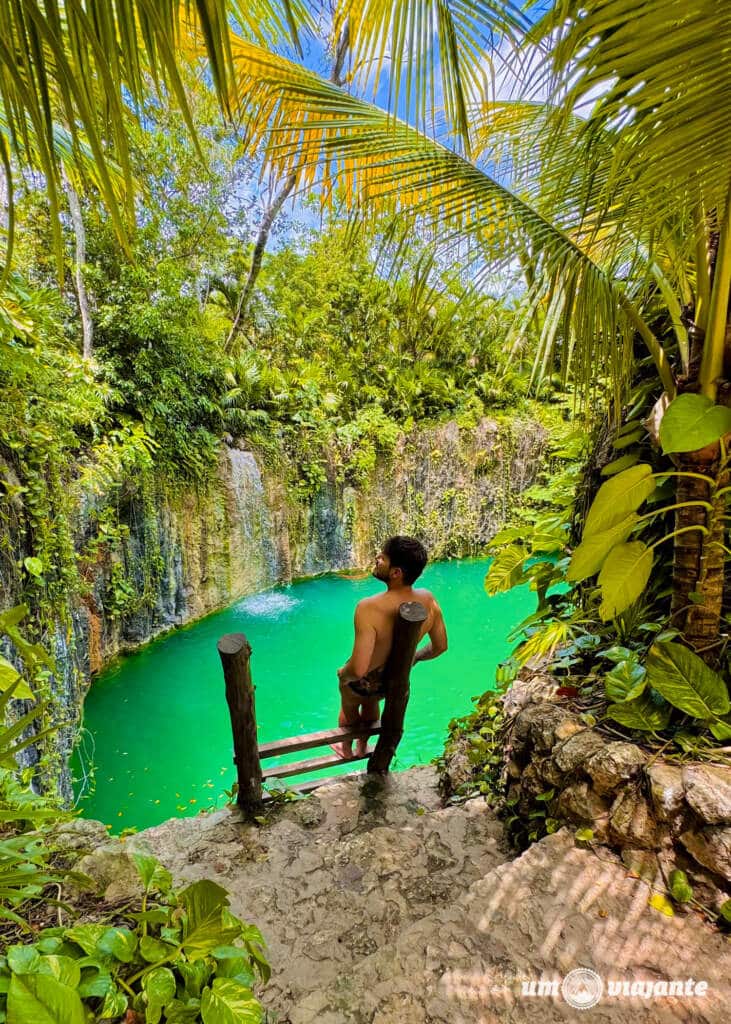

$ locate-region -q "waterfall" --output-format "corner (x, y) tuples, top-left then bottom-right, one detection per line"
(225, 448), (280, 591)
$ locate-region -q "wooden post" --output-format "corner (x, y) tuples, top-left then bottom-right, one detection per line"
(217, 632), (263, 811)
(367, 601), (427, 775)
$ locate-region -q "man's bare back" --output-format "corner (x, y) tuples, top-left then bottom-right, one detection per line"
(332, 536), (448, 759)
(341, 587), (445, 680)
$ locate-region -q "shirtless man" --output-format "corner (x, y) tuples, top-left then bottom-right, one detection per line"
(332, 535), (448, 759)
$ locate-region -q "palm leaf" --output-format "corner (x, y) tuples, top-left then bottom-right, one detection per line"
(334, 0), (530, 153)
(228, 37), (671, 396)
(0, 0), (301, 274)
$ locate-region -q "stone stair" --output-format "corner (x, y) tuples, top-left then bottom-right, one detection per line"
(131, 766), (731, 1024)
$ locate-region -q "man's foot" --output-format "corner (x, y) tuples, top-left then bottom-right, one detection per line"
(329, 742), (353, 760)
(354, 737), (368, 757)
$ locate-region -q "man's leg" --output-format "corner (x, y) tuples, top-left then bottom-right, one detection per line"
(331, 681), (361, 759)
(355, 697), (381, 757)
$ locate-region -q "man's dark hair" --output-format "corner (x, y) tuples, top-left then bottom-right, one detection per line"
(382, 535), (428, 585)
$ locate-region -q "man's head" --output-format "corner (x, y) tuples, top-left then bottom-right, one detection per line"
(373, 536), (428, 586)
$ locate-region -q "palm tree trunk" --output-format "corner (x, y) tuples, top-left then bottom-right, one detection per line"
(670, 461), (727, 657)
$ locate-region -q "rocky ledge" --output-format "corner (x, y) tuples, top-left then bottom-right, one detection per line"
(456, 672), (731, 913)
(70, 766), (730, 1022)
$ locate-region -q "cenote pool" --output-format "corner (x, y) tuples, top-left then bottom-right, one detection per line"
(74, 558), (535, 831)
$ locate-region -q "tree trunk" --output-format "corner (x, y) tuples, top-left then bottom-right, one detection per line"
(670, 459), (727, 658)
(63, 173), (93, 359)
(225, 21), (351, 348)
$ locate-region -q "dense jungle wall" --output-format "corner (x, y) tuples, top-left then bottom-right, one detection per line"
(1, 415), (547, 799)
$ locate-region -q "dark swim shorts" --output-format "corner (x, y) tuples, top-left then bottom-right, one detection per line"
(347, 666), (386, 699)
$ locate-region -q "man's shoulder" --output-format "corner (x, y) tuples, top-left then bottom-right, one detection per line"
(413, 587), (438, 605)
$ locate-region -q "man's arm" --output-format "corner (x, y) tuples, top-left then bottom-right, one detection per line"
(338, 602), (377, 681)
(413, 602), (448, 665)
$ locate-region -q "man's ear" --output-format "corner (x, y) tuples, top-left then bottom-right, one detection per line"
(390, 566), (404, 583)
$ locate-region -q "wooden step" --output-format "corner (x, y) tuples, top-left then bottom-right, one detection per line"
(262, 747), (375, 781)
(264, 769), (367, 798)
(257, 724), (381, 760)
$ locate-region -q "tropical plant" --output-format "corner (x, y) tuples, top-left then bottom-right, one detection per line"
(206, 0), (730, 662)
(0, 853), (268, 1022)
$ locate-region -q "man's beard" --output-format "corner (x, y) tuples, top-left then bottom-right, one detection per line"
(372, 564), (390, 582)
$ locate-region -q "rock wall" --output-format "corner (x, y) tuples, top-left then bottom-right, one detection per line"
(78, 415), (546, 674)
(1, 415), (547, 801)
(493, 674), (731, 914)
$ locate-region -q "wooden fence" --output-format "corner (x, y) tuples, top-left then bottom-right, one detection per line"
(218, 601), (427, 811)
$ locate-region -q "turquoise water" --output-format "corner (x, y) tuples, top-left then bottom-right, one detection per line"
(74, 559), (534, 831)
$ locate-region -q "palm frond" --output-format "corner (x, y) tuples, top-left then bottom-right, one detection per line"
(0, 0), (300, 274)
(229, 37), (672, 398)
(333, 0), (530, 152)
(533, 0), (731, 220)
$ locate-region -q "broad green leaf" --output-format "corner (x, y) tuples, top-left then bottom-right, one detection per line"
(212, 946), (247, 960)
(606, 694), (671, 732)
(140, 935), (174, 963)
(77, 966), (113, 999)
(660, 394), (731, 454)
(166, 996), (204, 1023)
(131, 909), (170, 926)
(178, 959), (212, 999)
(101, 985), (128, 1019)
(143, 966), (177, 1024)
(23, 557), (43, 578)
(180, 880), (241, 961)
(7, 971), (87, 1024)
(601, 452), (640, 476)
(64, 924), (106, 956)
(646, 642), (730, 719)
(710, 717), (731, 741)
(668, 870), (693, 904)
(584, 465), (655, 537)
(214, 955), (255, 987)
(567, 512), (638, 582)
(720, 900), (731, 924)
(201, 977), (262, 1024)
(598, 541), (653, 620)
(133, 852), (159, 889)
(574, 828), (594, 842)
(97, 926), (138, 964)
(612, 429), (643, 450)
(0, 656), (28, 699)
(37, 956), (80, 989)
(484, 545), (527, 595)
(0, 606), (28, 631)
(604, 657), (647, 703)
(7, 946), (41, 975)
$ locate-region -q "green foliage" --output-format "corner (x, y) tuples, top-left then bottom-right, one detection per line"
(659, 394), (731, 454)
(0, 859), (268, 1024)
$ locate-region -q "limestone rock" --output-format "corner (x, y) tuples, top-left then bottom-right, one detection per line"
(680, 826), (731, 882)
(557, 781), (610, 838)
(502, 672), (558, 716)
(53, 817), (109, 853)
(585, 742), (646, 796)
(683, 765), (731, 825)
(75, 841), (145, 901)
(647, 763), (685, 822)
(609, 788), (657, 849)
(512, 703), (583, 758)
(285, 827), (731, 1024)
(620, 847), (660, 883)
(551, 729), (604, 774)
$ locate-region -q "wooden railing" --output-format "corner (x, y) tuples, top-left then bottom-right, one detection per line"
(218, 601), (427, 812)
